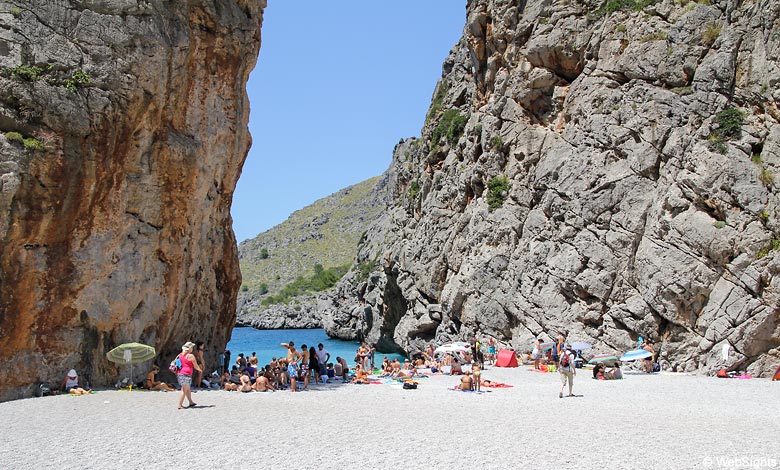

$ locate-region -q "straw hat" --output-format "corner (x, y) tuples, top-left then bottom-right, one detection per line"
(182, 341), (196, 351)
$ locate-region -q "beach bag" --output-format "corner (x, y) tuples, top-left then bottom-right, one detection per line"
(559, 352), (571, 369)
(35, 382), (52, 397)
(169, 355), (182, 374)
(403, 382), (417, 390)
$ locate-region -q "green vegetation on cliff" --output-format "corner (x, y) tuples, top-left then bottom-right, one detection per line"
(238, 176), (386, 312)
(261, 263), (349, 306)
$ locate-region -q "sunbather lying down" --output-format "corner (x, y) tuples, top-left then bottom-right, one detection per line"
(480, 379), (512, 388)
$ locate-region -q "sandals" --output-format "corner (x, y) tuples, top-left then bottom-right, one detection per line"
(188, 403), (197, 408)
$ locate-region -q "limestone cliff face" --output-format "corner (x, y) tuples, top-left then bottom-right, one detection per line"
(324, 0), (780, 375)
(0, 0), (263, 400)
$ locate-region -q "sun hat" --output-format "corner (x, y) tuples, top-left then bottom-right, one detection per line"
(182, 341), (196, 351)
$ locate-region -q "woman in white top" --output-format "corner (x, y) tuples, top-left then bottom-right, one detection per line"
(60, 369), (90, 395)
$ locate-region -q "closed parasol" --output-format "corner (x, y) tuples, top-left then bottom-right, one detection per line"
(106, 342), (157, 391)
(588, 354), (619, 364)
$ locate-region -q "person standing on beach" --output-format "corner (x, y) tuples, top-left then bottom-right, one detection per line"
(287, 359), (299, 392)
(641, 339), (655, 373)
(368, 343), (376, 371)
(553, 334), (564, 364)
(532, 338), (543, 371)
(193, 341), (205, 388)
(308, 346), (320, 384)
(177, 341), (201, 409)
(486, 337), (497, 365)
(299, 344), (311, 390)
(558, 345), (576, 398)
(222, 349), (231, 375)
(316, 343), (330, 369)
(281, 341), (300, 362)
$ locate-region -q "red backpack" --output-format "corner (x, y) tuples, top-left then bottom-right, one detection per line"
(559, 351), (571, 368)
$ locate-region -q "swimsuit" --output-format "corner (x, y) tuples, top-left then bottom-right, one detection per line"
(299, 364), (309, 380)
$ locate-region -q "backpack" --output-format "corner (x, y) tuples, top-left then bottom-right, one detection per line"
(34, 382), (52, 397)
(559, 351), (571, 369)
(169, 355), (182, 374)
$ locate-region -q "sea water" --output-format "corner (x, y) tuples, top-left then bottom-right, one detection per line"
(224, 327), (406, 370)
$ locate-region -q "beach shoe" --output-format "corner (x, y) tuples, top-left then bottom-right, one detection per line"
(559, 392), (563, 398)
(188, 403), (197, 408)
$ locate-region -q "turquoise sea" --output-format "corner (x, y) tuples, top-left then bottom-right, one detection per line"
(225, 327), (406, 370)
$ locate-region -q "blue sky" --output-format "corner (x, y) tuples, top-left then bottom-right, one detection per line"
(231, 1), (467, 242)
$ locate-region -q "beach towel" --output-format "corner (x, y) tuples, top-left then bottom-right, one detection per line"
(773, 365), (780, 381)
(480, 381), (513, 388)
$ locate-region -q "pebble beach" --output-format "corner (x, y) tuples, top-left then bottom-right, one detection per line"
(0, 367), (777, 470)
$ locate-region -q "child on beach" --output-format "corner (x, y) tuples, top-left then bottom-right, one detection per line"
(472, 363), (481, 392)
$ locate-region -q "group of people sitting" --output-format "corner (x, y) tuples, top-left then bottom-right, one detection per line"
(221, 343), (357, 392)
(376, 357), (417, 380)
(592, 363), (623, 380)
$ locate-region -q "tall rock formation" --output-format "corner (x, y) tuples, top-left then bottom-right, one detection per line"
(0, 0), (263, 401)
(324, 0), (780, 375)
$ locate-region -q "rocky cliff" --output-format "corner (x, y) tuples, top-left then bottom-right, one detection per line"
(323, 0), (780, 375)
(236, 175), (389, 328)
(0, 0), (263, 400)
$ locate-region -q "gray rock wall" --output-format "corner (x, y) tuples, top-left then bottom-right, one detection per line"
(324, 0), (780, 376)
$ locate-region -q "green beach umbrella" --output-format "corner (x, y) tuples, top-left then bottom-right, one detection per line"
(588, 354), (619, 364)
(106, 343), (156, 391)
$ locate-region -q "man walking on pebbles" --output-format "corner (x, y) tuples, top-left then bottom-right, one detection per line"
(558, 344), (577, 398)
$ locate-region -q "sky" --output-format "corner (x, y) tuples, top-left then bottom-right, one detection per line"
(231, 1), (468, 243)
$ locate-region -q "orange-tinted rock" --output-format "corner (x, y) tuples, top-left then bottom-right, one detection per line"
(0, 1), (264, 401)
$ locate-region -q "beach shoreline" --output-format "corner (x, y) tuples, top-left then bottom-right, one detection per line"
(0, 366), (776, 470)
